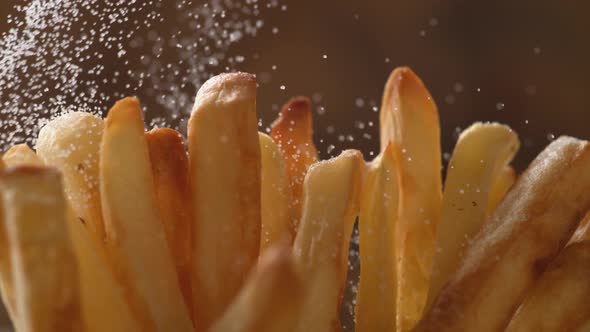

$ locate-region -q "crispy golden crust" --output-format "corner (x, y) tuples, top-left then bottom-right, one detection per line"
(145, 128), (193, 316)
(271, 96), (318, 230)
(417, 136), (590, 332)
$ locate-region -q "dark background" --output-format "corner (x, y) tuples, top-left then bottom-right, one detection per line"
(1, 0), (590, 330)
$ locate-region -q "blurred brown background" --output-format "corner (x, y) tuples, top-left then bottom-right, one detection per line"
(1, 0), (589, 330)
(2, 0), (590, 168)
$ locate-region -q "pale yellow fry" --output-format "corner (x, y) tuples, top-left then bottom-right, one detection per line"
(259, 133), (295, 253)
(427, 123), (519, 308)
(416, 136), (590, 332)
(145, 128), (193, 314)
(0, 167), (82, 332)
(380, 67), (442, 331)
(570, 211), (590, 244)
(208, 246), (304, 332)
(100, 97), (192, 331)
(66, 209), (141, 332)
(293, 150), (364, 332)
(37, 112), (105, 241)
(188, 73), (261, 331)
(486, 165), (516, 217)
(505, 241), (590, 332)
(355, 143), (398, 332)
(0, 142), (43, 328)
(2, 144), (43, 167)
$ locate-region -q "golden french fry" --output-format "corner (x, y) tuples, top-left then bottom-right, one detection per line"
(271, 97), (318, 224)
(100, 97), (192, 331)
(355, 143), (398, 332)
(145, 128), (193, 313)
(0, 156), (4, 171)
(0, 156), (17, 328)
(570, 212), (590, 243)
(293, 150), (364, 332)
(0, 167), (82, 332)
(1, 142), (44, 328)
(486, 165), (516, 217)
(66, 209), (142, 332)
(416, 136), (590, 332)
(259, 132), (295, 253)
(188, 73), (261, 331)
(380, 67), (442, 331)
(37, 112), (105, 241)
(208, 246), (304, 332)
(2, 144), (43, 167)
(505, 241), (590, 332)
(427, 123), (519, 307)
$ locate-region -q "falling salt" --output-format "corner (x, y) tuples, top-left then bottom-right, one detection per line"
(0, 0), (279, 149)
(496, 102), (505, 111)
(355, 98), (365, 108)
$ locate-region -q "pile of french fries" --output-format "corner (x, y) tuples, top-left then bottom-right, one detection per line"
(0, 67), (589, 332)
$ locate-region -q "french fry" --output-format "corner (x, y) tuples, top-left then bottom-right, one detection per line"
(427, 123), (519, 307)
(208, 246), (304, 332)
(486, 165), (516, 217)
(259, 132), (295, 253)
(0, 156), (4, 171)
(416, 136), (590, 332)
(355, 143), (398, 332)
(37, 112), (105, 241)
(66, 209), (141, 332)
(271, 97), (319, 225)
(188, 73), (261, 331)
(293, 150), (364, 332)
(2, 144), (43, 167)
(145, 128), (193, 313)
(504, 241), (590, 332)
(0, 167), (82, 332)
(379, 67), (442, 331)
(0, 156), (17, 328)
(0, 143), (44, 328)
(570, 212), (590, 243)
(100, 97), (192, 331)
(37, 112), (141, 330)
